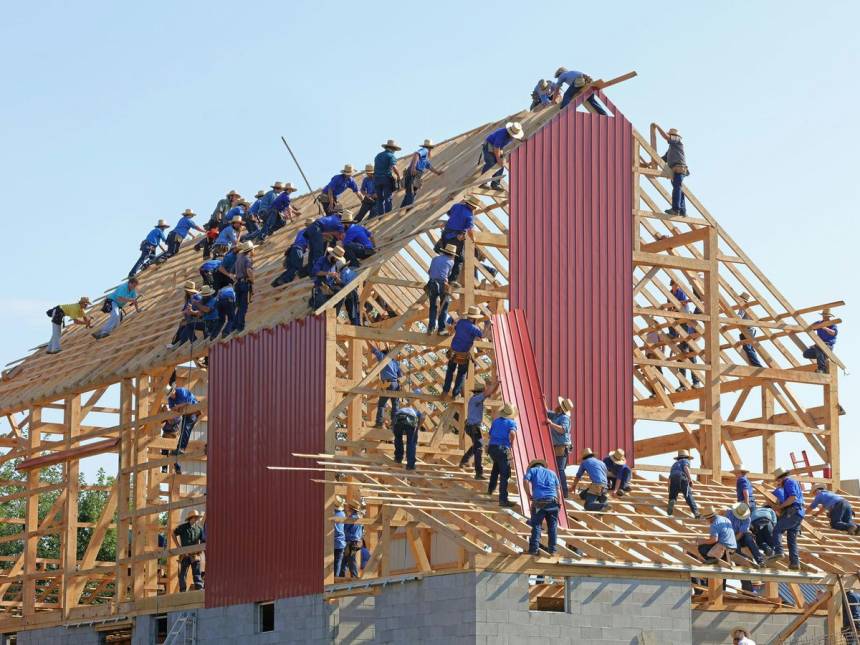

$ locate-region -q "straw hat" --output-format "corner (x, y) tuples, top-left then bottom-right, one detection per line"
(155, 219), (170, 228)
(463, 194), (483, 209)
(580, 448), (595, 460)
(822, 308), (833, 319)
(238, 241), (255, 254)
(364, 163), (375, 173)
(79, 296), (91, 305)
(554, 67), (568, 78)
(439, 243), (458, 256)
(199, 286), (215, 297)
(464, 305), (483, 319)
(254, 189), (266, 199)
(329, 246), (346, 259)
(674, 449), (693, 460)
(773, 467), (792, 479)
(505, 121), (524, 140)
(181, 208), (196, 217)
(472, 382), (485, 393)
(528, 458), (547, 470)
(271, 181), (284, 190)
(730, 502), (751, 520)
(334, 495), (345, 510)
(341, 164), (355, 176)
(226, 190), (238, 197)
(381, 139), (401, 151)
(609, 449), (626, 465)
(422, 138), (436, 149)
(667, 128), (682, 139)
(732, 464), (750, 474)
(185, 510), (202, 521)
(811, 483), (827, 492)
(303, 217), (315, 226)
(340, 209), (355, 223)
(284, 182), (298, 192)
(699, 507), (716, 520)
(499, 402), (518, 419)
(557, 396), (574, 413)
(739, 292), (751, 302)
(182, 281), (198, 293)
(238, 200), (250, 208)
(347, 498), (363, 510)
(538, 79), (551, 90)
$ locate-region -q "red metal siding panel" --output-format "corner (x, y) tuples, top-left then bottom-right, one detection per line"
(510, 89), (634, 465)
(492, 310), (569, 528)
(206, 316), (326, 607)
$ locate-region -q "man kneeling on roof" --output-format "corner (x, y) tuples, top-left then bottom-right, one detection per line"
(750, 489), (783, 558)
(696, 506), (737, 566)
(92, 277), (140, 339)
(523, 458), (562, 556)
(728, 502), (764, 568)
(46, 297), (92, 354)
(604, 448), (632, 497)
(572, 448), (609, 512)
(807, 483), (859, 535)
(310, 246), (347, 309)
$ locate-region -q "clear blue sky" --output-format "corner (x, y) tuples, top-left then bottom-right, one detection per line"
(2, 1), (857, 481)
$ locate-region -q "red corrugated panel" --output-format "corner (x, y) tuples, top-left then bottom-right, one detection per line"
(206, 316), (326, 607)
(509, 88), (634, 465)
(492, 310), (569, 528)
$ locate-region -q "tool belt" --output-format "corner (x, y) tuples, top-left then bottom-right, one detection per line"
(533, 497), (558, 509)
(101, 299), (114, 314)
(449, 350), (470, 366)
(671, 164), (689, 175)
(48, 306), (65, 325)
(553, 444), (570, 457)
(586, 483), (607, 495)
(344, 540), (362, 557)
(406, 169), (424, 191)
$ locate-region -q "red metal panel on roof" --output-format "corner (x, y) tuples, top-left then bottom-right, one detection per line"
(492, 310), (569, 528)
(509, 89), (634, 465)
(206, 316), (326, 607)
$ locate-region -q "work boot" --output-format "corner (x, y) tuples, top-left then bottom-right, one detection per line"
(499, 500), (516, 508)
(789, 562), (801, 571)
(667, 500), (675, 516)
(765, 552), (784, 563)
(475, 474), (486, 480)
(675, 385), (687, 393)
(664, 208), (679, 215)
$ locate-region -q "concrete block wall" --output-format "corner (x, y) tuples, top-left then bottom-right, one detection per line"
(15, 625), (99, 645)
(692, 608), (827, 644)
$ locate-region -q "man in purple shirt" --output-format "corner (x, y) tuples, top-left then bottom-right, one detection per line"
(803, 309), (838, 374)
(479, 121), (523, 190)
(442, 306), (487, 398)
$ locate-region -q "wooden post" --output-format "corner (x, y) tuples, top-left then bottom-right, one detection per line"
(22, 406), (42, 619)
(323, 310), (338, 585)
(824, 369), (840, 486)
(702, 228), (722, 481)
(761, 387), (776, 473)
(61, 395), (81, 617)
(131, 377), (151, 600)
(115, 379), (133, 604)
(827, 582), (843, 643)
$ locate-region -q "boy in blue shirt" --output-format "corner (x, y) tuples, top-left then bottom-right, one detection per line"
(441, 307), (486, 398)
(321, 165), (362, 215)
(458, 380), (498, 479)
(401, 138), (444, 208)
(807, 483), (858, 534)
(271, 218), (314, 287)
(697, 507), (738, 565)
(667, 449), (700, 518)
(728, 502), (764, 567)
(802, 309), (838, 374)
(198, 257), (222, 288)
(523, 459), (563, 555)
(434, 194), (482, 282)
(487, 403), (518, 508)
(214, 284), (237, 338)
(604, 448), (632, 498)
(425, 244), (457, 334)
(479, 121), (523, 190)
(129, 219), (170, 277)
(572, 448), (609, 512)
(341, 213), (375, 267)
(547, 397), (573, 498)
(766, 467), (805, 570)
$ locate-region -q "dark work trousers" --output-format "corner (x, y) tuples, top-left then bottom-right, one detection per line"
(736, 530), (764, 565)
(751, 518), (775, 553)
(560, 84), (609, 113)
(426, 279), (450, 333)
(803, 345), (830, 373)
(305, 224), (326, 269)
(375, 380), (400, 426)
(173, 320), (205, 347)
(740, 331), (763, 367)
(335, 290), (361, 326)
(554, 447), (570, 498)
(480, 143), (504, 189)
(460, 423), (484, 476)
(697, 543), (733, 564)
(234, 280), (251, 332)
(344, 241), (373, 268)
(215, 297), (236, 338)
(830, 500), (857, 532)
(333, 547), (345, 577)
(212, 271), (233, 291)
(443, 356), (469, 397)
(668, 473), (699, 516)
(671, 172), (687, 214)
(579, 488), (609, 511)
(373, 176), (395, 216)
(355, 196), (376, 222)
(343, 540), (361, 577)
(607, 464), (632, 492)
(166, 231), (184, 256)
(487, 445), (512, 505)
(769, 508), (803, 566)
(392, 421), (418, 468)
(199, 269), (215, 287)
(400, 171), (422, 208)
(178, 556), (203, 591)
(129, 242), (156, 277)
(528, 501), (560, 554)
(272, 245), (306, 286)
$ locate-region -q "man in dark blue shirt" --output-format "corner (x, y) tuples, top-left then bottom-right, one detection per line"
(803, 309), (838, 374)
(480, 121), (523, 190)
(442, 307), (486, 398)
(166, 385), (199, 475)
(372, 139), (403, 217)
(426, 244), (457, 334)
(765, 467), (805, 570)
(310, 246), (346, 308)
(342, 500), (365, 578)
(356, 164), (377, 222)
(306, 214), (346, 269)
(370, 344), (402, 428)
(487, 404), (518, 508)
(603, 448), (632, 498)
(668, 449), (700, 518)
(392, 405), (422, 470)
(341, 213), (375, 267)
(523, 458), (563, 555)
(434, 194), (482, 283)
(259, 182), (299, 239)
(167, 209), (205, 256)
(400, 139), (444, 208)
(272, 218), (314, 287)
(321, 165), (362, 214)
(129, 219), (170, 277)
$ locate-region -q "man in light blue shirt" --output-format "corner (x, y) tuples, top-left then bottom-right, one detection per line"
(554, 66), (607, 114)
(371, 344), (402, 427)
(807, 483), (858, 534)
(697, 507), (738, 565)
(572, 448), (609, 512)
(401, 139), (444, 208)
(546, 397), (573, 498)
(129, 219), (170, 277)
(332, 496), (347, 577)
(167, 209), (205, 255)
(458, 379), (498, 479)
(426, 244), (457, 334)
(93, 278), (141, 339)
(523, 459), (562, 556)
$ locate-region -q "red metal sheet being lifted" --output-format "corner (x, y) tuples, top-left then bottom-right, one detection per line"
(492, 310), (569, 528)
(206, 316), (326, 608)
(509, 88), (634, 465)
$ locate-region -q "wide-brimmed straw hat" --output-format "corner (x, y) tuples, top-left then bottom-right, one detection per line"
(557, 397), (574, 413)
(700, 507), (717, 520)
(732, 464), (750, 474)
(667, 128), (682, 138)
(284, 182), (298, 193)
(609, 449), (626, 465)
(182, 281), (198, 293)
(155, 219), (170, 228)
(773, 467), (792, 479)
(439, 243), (458, 256)
(238, 241), (255, 254)
(812, 483), (827, 492)
(226, 190), (238, 197)
(422, 138), (436, 149)
(303, 217), (315, 226)
(464, 305), (483, 319)
(334, 495), (346, 510)
(554, 67), (568, 78)
(347, 498), (364, 510)
(185, 510), (202, 521)
(364, 163), (374, 173)
(341, 164), (355, 176)
(731, 502), (751, 520)
(271, 181), (285, 190)
(528, 458), (547, 470)
(79, 296), (91, 305)
(199, 286), (215, 297)
(329, 246), (346, 259)
(182, 208), (196, 217)
(340, 209), (355, 223)
(381, 139), (401, 150)
(674, 449), (693, 460)
(255, 189), (266, 199)
(463, 194), (483, 209)
(739, 292), (751, 302)
(499, 403), (518, 419)
(822, 308), (833, 319)
(505, 121), (524, 140)
(472, 382), (485, 393)
(580, 447), (595, 460)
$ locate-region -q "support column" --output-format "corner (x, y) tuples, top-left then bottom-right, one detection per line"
(824, 369), (840, 486)
(22, 406), (42, 618)
(702, 228), (722, 481)
(115, 379), (133, 604)
(61, 395), (82, 617)
(323, 309), (338, 585)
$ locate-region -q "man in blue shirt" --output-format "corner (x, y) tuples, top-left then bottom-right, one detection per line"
(335, 263), (361, 326)
(320, 165), (362, 215)
(213, 217), (242, 255)
(728, 502), (764, 567)
(129, 219), (170, 277)
(434, 194), (482, 283)
(255, 181), (283, 233)
(332, 495), (347, 577)
(734, 465), (756, 509)
(441, 307), (486, 397)
(212, 284), (237, 338)
(342, 500), (365, 578)
(195, 285), (221, 340)
(271, 218), (314, 287)
(604, 448), (633, 498)
(370, 344), (402, 428)
(166, 282), (206, 349)
(572, 448), (609, 512)
(163, 384), (200, 475)
(803, 309), (838, 374)
(426, 244), (457, 334)
(260, 182), (299, 239)
(167, 209), (205, 256)
(480, 121), (523, 190)
(198, 257), (221, 288)
(372, 139), (403, 217)
(458, 380), (498, 479)
(807, 483), (858, 534)
(734, 292), (763, 368)
(766, 467), (805, 569)
(523, 459), (563, 555)
(93, 278), (141, 339)
(213, 247), (239, 290)
(244, 189), (266, 237)
(356, 164), (377, 222)
(487, 403), (518, 508)
(306, 214), (346, 269)
(222, 200), (247, 228)
(310, 246), (346, 309)
(547, 397), (573, 498)
(697, 507), (738, 565)
(751, 492), (781, 557)
(400, 139), (444, 208)
(667, 449), (700, 518)
(554, 67), (607, 114)
(392, 405), (422, 470)
(529, 79), (556, 111)
(342, 213), (375, 267)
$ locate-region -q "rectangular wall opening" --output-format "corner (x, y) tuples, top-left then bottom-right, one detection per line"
(257, 601), (275, 633)
(529, 575), (566, 612)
